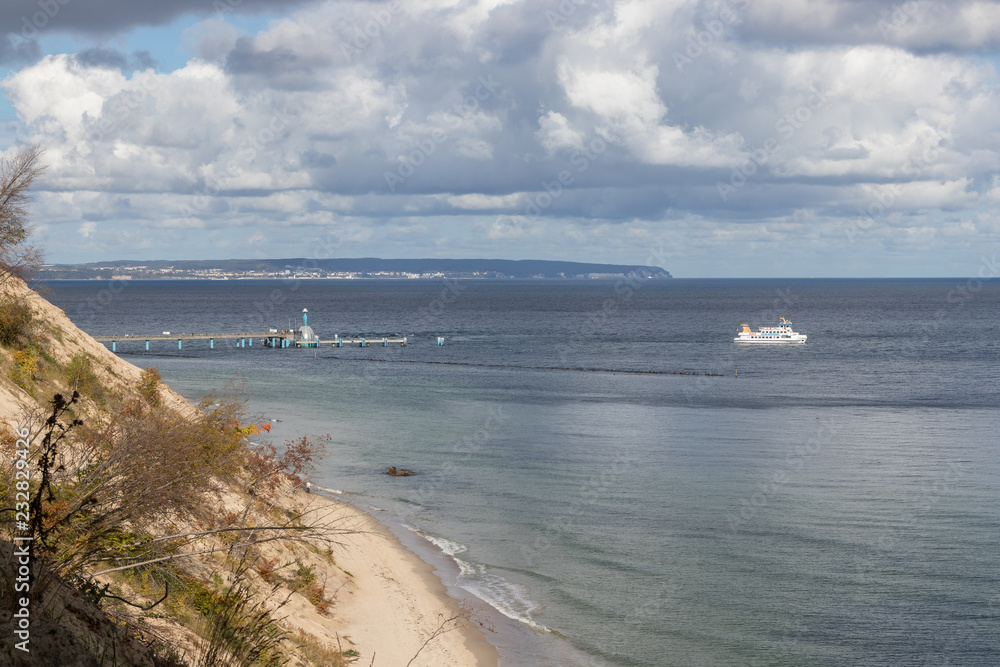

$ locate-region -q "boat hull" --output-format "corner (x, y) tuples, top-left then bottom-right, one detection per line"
(734, 318), (806, 344)
(733, 337), (807, 344)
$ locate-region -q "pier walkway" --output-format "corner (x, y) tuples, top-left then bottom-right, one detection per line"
(93, 332), (275, 342)
(94, 332), (411, 350)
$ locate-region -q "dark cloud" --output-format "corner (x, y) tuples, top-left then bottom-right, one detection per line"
(133, 50), (157, 69)
(225, 35), (333, 90)
(5, 0), (999, 273)
(75, 46), (128, 70)
(302, 150), (338, 168)
(734, 0), (1000, 52)
(0, 34), (40, 64)
(73, 46), (158, 71)
(3, 0), (322, 38)
(226, 37), (298, 75)
(474, 2), (551, 66)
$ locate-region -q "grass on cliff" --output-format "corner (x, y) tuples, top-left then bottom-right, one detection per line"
(1, 376), (342, 666)
(64, 352), (107, 403)
(0, 290), (36, 348)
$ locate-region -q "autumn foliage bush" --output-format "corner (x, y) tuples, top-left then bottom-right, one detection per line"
(0, 289), (37, 347)
(1, 372), (335, 665)
(246, 434), (329, 498)
(5, 379), (327, 584)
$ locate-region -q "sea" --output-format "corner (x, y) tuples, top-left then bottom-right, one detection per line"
(39, 277), (1000, 666)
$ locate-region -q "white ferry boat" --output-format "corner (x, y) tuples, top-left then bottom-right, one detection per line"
(734, 317), (807, 344)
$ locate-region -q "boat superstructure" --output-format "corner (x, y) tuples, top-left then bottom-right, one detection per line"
(734, 317), (807, 344)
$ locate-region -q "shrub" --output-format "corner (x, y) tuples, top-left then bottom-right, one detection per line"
(245, 435), (329, 499)
(196, 559), (289, 667)
(307, 582), (331, 614)
(0, 291), (36, 347)
(65, 352), (105, 401)
(289, 631), (345, 667)
(256, 557), (279, 585)
(292, 562), (316, 590)
(138, 366), (162, 405)
(7, 346), (39, 395)
(13, 347), (38, 378)
(23, 389), (253, 579)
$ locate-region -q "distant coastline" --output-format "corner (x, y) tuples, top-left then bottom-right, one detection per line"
(38, 256), (672, 281)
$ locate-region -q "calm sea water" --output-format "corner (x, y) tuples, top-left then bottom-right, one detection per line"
(41, 278), (1000, 666)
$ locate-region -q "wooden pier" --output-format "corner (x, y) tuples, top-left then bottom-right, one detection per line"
(94, 332), (409, 351)
(322, 336), (408, 347)
(95, 308), (412, 351)
(93, 332), (275, 342)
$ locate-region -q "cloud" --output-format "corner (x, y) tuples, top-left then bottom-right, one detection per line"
(738, 0), (1000, 51)
(74, 47), (129, 70)
(556, 60), (745, 167)
(536, 111), (585, 155)
(4, 0), (323, 38)
(0, 35), (41, 65)
(4, 0), (1000, 275)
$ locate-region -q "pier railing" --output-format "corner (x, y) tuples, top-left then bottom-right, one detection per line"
(94, 332), (411, 350)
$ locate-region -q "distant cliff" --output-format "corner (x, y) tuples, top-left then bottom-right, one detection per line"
(39, 257), (672, 280)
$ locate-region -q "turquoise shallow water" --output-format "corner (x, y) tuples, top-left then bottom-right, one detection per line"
(43, 278), (1000, 666)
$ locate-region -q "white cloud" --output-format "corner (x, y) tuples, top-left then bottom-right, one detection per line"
(3, 0), (1000, 275)
(557, 60), (745, 167)
(536, 111), (585, 155)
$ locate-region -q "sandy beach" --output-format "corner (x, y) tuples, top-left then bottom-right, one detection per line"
(284, 488), (500, 666)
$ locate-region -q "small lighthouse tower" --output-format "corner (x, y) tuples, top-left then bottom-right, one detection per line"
(297, 308), (318, 347)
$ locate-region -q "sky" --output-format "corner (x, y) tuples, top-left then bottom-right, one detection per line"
(2, 0), (1000, 277)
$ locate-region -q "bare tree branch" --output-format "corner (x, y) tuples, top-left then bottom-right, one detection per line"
(0, 144), (46, 287)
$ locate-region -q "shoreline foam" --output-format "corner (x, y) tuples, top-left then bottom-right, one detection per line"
(301, 490), (500, 666)
(402, 524), (550, 633)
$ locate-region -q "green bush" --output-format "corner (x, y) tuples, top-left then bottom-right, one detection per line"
(65, 352), (105, 401)
(0, 292), (36, 347)
(7, 346), (38, 395)
(138, 366), (162, 405)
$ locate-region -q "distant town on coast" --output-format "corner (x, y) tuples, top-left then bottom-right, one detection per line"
(38, 257), (673, 281)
